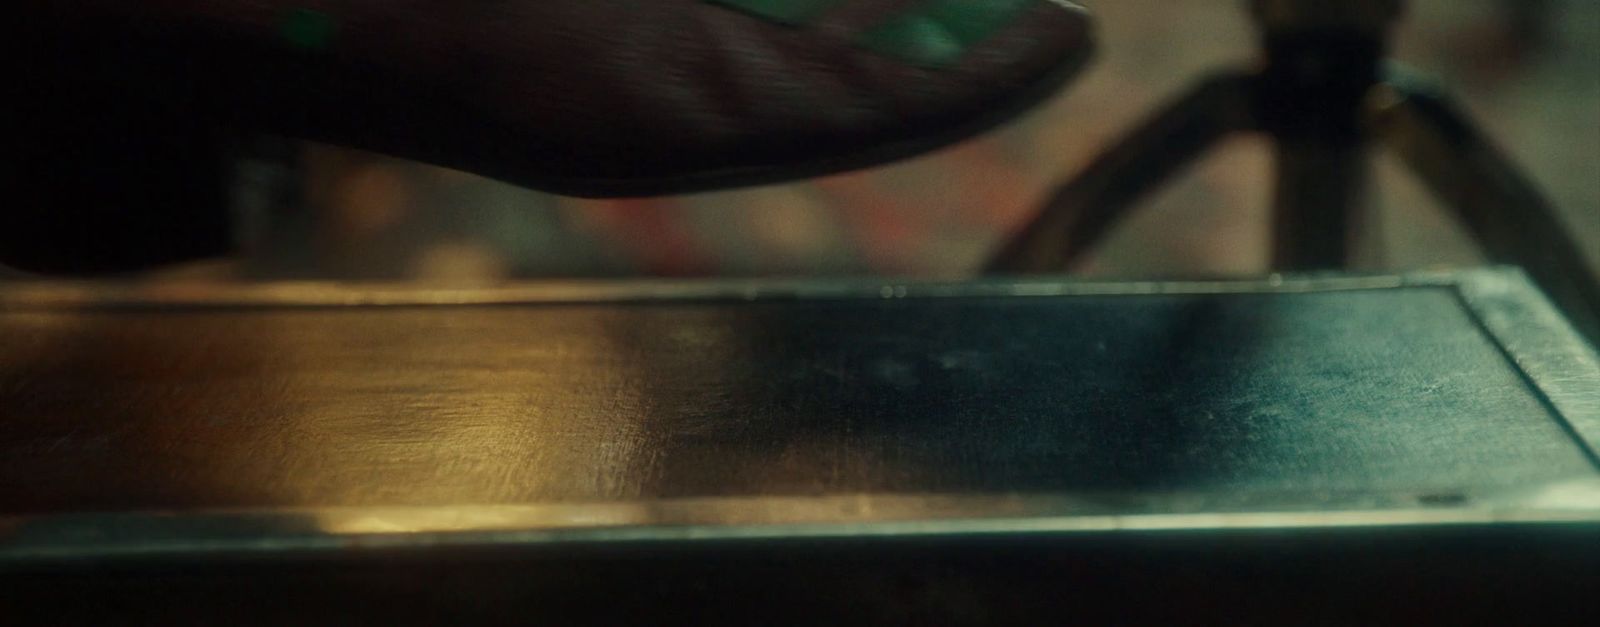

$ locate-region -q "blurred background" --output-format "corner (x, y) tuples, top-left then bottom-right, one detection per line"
(198, 0), (1598, 282)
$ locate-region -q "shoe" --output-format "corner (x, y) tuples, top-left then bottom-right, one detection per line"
(22, 0), (1093, 197)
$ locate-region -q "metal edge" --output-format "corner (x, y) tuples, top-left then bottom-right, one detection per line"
(0, 270), (1466, 310)
(1452, 267), (1600, 464)
(4, 483), (1599, 564)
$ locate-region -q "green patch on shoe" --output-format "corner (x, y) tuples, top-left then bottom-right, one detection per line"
(707, 0), (845, 25)
(861, 0), (1039, 67)
(279, 7), (339, 51)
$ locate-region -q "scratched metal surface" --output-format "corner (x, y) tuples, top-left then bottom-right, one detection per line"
(1, 270), (1597, 521)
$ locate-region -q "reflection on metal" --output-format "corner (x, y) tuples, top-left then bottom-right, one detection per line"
(1, 268), (1596, 566)
(1455, 268), (1600, 458)
(0, 271), (1423, 310)
(5, 481), (1600, 562)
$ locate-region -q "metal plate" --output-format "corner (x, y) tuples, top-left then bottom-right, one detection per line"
(0, 268), (1596, 564)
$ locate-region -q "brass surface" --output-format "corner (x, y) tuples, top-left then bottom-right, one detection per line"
(1, 269), (1597, 561)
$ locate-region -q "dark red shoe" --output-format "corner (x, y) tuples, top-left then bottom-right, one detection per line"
(24, 0), (1093, 196)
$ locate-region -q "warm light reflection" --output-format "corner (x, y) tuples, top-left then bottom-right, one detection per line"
(227, 306), (662, 507)
(301, 482), (1600, 536)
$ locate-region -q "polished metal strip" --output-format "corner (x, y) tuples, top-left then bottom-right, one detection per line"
(5, 481), (1598, 563)
(0, 270), (1472, 310)
(1454, 267), (1600, 462)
